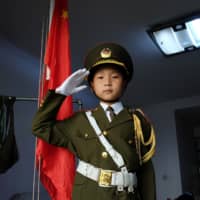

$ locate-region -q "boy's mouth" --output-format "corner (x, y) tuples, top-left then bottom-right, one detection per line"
(103, 89), (113, 93)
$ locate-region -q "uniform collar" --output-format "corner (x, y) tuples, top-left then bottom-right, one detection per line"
(100, 101), (124, 115)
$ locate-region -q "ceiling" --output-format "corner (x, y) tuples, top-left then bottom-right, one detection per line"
(0, 0), (200, 106)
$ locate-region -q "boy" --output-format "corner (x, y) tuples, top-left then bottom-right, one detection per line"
(32, 42), (156, 200)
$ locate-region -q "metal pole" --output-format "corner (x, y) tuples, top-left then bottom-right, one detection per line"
(15, 97), (38, 102)
(14, 97), (82, 109)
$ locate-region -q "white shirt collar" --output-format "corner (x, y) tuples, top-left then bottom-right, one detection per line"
(100, 101), (124, 115)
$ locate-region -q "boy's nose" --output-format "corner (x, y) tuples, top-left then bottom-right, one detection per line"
(104, 77), (112, 85)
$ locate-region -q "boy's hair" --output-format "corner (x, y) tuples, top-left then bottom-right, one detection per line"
(87, 64), (128, 84)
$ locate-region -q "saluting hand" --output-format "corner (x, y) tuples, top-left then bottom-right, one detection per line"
(55, 68), (89, 96)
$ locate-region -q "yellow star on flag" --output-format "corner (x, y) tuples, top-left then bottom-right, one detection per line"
(61, 9), (68, 19)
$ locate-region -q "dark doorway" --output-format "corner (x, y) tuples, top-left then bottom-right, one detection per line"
(175, 106), (200, 199)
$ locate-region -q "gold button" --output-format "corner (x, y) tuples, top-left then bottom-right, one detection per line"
(128, 139), (133, 144)
(39, 100), (44, 107)
(103, 131), (108, 136)
(84, 133), (89, 138)
(101, 151), (108, 158)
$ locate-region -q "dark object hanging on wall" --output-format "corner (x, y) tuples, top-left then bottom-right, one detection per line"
(0, 96), (19, 173)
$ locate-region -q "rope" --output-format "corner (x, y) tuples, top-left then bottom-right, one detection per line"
(133, 110), (156, 165)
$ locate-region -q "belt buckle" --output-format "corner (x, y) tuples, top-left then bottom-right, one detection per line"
(98, 169), (112, 187)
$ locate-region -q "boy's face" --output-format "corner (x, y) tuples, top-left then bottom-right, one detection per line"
(90, 66), (127, 104)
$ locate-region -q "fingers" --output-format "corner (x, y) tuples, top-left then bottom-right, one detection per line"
(62, 68), (89, 85)
(55, 68), (89, 96)
(72, 68), (89, 81)
(73, 85), (88, 94)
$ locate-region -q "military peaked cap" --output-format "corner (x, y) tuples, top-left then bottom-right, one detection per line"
(84, 42), (134, 82)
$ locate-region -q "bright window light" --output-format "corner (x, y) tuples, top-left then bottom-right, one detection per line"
(186, 18), (200, 47)
(175, 28), (194, 48)
(153, 28), (184, 55)
(148, 13), (200, 56)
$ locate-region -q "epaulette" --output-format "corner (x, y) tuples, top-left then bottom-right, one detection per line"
(132, 108), (156, 165)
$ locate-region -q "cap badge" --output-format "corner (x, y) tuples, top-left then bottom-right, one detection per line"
(100, 48), (112, 58)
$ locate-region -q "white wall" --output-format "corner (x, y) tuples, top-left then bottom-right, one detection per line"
(0, 35), (49, 199)
(144, 95), (200, 200)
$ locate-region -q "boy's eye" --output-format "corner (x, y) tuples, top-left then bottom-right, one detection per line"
(97, 75), (104, 79)
(112, 74), (120, 79)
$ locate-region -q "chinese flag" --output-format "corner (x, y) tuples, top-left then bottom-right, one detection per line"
(36, 0), (75, 199)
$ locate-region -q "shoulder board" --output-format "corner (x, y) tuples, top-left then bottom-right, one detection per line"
(134, 108), (151, 124)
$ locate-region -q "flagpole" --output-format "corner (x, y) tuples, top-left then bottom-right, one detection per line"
(32, 13), (48, 200)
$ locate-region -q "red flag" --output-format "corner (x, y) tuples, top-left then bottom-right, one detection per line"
(36, 0), (75, 199)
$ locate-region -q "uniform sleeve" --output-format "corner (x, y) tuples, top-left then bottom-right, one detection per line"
(137, 160), (156, 200)
(32, 90), (74, 147)
(134, 109), (157, 200)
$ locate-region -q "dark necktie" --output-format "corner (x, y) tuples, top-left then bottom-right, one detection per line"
(107, 106), (115, 121)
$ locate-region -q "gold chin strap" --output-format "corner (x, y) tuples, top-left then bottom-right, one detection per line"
(133, 109), (156, 165)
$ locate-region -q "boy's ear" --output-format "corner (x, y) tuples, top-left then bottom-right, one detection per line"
(90, 81), (93, 88)
(89, 81), (94, 93)
(123, 80), (128, 89)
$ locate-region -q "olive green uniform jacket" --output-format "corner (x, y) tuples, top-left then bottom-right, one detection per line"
(32, 91), (156, 200)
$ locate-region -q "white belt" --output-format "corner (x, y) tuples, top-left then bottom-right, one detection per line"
(77, 160), (137, 192)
